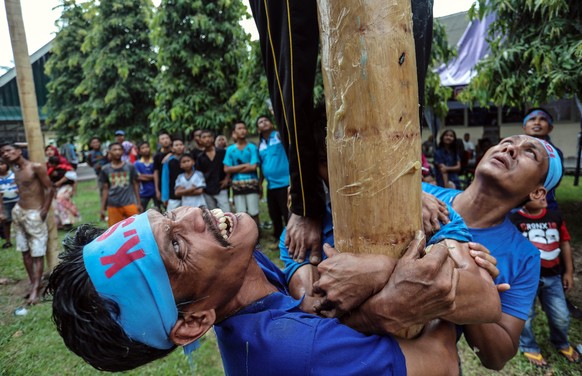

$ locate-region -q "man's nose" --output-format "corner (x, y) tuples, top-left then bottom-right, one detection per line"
(501, 143), (517, 157)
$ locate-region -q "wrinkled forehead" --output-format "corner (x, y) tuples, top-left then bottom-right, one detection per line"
(500, 135), (544, 150)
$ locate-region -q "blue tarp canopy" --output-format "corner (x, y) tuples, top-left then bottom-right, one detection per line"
(437, 13), (495, 87)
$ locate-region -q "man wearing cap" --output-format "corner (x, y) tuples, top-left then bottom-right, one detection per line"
(522, 107), (564, 210)
(114, 130), (135, 164)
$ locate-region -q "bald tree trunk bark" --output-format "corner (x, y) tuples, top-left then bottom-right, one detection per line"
(5, 0), (59, 271)
(318, 0), (423, 338)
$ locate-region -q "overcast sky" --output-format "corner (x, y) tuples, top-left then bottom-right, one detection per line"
(0, 0), (475, 71)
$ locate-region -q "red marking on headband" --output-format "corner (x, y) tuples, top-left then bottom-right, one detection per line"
(97, 216), (136, 242)
(99, 220), (145, 278)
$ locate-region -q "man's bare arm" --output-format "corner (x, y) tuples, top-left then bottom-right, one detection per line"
(462, 314), (524, 370)
(132, 180), (142, 212)
(336, 237), (459, 335)
(32, 163), (55, 220)
(138, 173), (153, 182)
(398, 320), (460, 376)
(224, 164), (250, 174)
(439, 240), (501, 324)
(100, 183), (109, 221)
(153, 170), (161, 200)
(239, 163), (257, 173)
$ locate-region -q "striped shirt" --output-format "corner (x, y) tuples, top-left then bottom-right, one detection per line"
(0, 171), (19, 203)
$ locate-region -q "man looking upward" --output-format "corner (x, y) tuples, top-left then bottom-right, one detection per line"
(49, 206), (462, 374)
(257, 115), (290, 239)
(196, 130), (231, 212)
(522, 107), (564, 209)
(223, 121), (261, 228)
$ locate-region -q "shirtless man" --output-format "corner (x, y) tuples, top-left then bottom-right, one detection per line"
(1, 143), (54, 304)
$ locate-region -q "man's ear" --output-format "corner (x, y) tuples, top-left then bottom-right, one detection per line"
(529, 186), (547, 201)
(170, 309), (216, 346)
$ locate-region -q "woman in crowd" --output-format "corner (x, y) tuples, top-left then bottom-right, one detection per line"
(45, 145), (69, 167)
(47, 156), (80, 229)
(434, 129), (461, 189)
(215, 135), (228, 149)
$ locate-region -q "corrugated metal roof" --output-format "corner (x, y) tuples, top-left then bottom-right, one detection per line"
(0, 40), (52, 122)
(0, 40), (53, 87)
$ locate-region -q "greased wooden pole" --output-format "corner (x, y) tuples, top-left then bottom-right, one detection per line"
(317, 0), (423, 338)
(5, 0), (60, 271)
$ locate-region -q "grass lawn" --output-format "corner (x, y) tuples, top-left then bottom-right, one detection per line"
(1, 177), (581, 375)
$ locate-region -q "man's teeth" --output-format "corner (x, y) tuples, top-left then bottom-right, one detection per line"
(211, 209), (232, 238)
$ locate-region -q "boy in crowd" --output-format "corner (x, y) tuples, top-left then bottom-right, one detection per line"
(114, 130), (134, 164)
(153, 131), (173, 211)
(522, 108), (564, 209)
(510, 195), (578, 366)
(99, 143), (141, 226)
(0, 144), (53, 305)
(134, 142), (156, 211)
(0, 160), (18, 248)
(86, 137), (108, 176)
(161, 139), (185, 211)
(60, 139), (79, 170)
(196, 129), (230, 212)
(189, 129), (206, 160)
(175, 154), (206, 208)
(257, 114), (290, 238)
(224, 121), (261, 228)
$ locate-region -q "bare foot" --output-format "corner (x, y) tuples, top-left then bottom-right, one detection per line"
(26, 287), (41, 305)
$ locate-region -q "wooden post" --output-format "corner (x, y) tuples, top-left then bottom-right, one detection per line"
(317, 1), (422, 337)
(5, 0), (60, 271)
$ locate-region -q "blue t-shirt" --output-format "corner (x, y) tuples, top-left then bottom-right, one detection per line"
(134, 159), (155, 199)
(0, 171), (18, 203)
(280, 201), (471, 284)
(214, 251), (406, 376)
(422, 183), (540, 320)
(259, 131), (290, 190)
(224, 143), (260, 183)
(224, 143), (261, 195)
(433, 148), (460, 189)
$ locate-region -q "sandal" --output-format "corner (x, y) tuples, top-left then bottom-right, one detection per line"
(558, 346), (580, 363)
(523, 352), (548, 367)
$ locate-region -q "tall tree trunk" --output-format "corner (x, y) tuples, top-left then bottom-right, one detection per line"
(5, 0), (59, 271)
(318, 1), (422, 337)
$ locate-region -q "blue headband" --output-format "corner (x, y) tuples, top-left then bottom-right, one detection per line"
(532, 137), (562, 191)
(523, 110), (553, 126)
(83, 213), (198, 353)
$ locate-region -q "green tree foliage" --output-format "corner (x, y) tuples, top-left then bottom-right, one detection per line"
(425, 19), (456, 119)
(229, 40), (326, 134)
(45, 0), (94, 142)
(76, 0), (156, 141)
(460, 0), (582, 107)
(228, 40), (269, 133)
(150, 0), (248, 136)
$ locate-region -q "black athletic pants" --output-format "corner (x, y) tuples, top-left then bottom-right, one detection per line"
(249, 0), (433, 220)
(267, 186), (290, 239)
